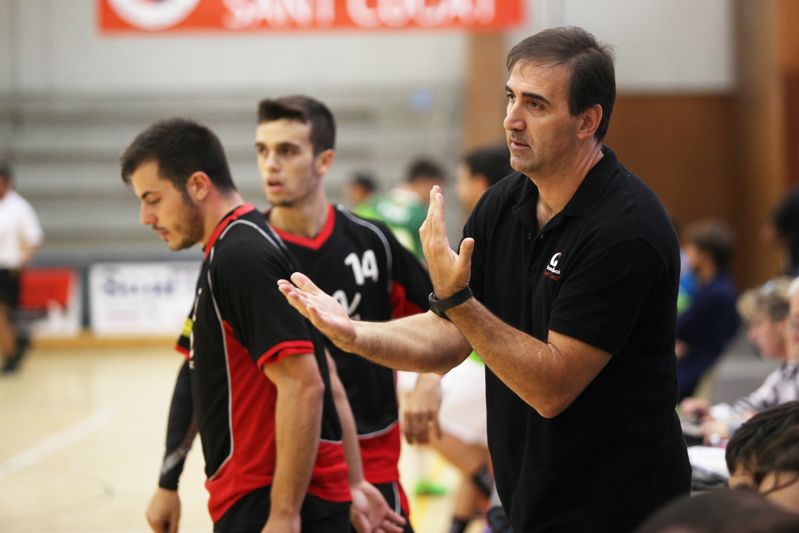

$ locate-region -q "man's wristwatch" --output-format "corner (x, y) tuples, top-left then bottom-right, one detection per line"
(428, 287), (473, 320)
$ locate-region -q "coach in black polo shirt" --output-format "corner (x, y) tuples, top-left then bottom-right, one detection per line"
(280, 26), (691, 532)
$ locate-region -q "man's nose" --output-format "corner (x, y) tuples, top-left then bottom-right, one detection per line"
(504, 102), (524, 131)
(140, 204), (155, 226)
(262, 151), (280, 171)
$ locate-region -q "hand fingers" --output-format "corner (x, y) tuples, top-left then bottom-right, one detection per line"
(403, 412), (424, 444)
(402, 412), (415, 444)
(382, 522), (405, 533)
(276, 279), (294, 294)
(350, 511), (369, 533)
(385, 508), (406, 525)
(405, 410), (440, 444)
(279, 284), (313, 318)
(290, 271), (320, 294)
(433, 417), (442, 440)
(379, 508), (407, 532)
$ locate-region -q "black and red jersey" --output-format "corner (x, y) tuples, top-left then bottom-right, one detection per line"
(270, 204), (432, 484)
(187, 204), (349, 522)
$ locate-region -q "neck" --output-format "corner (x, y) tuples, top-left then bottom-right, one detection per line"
(269, 192), (330, 237)
(532, 142), (603, 220)
(201, 190), (245, 245)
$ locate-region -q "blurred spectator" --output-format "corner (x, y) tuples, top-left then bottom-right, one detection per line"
(726, 401), (799, 514)
(354, 157), (445, 261)
(765, 187), (799, 276)
(676, 219), (740, 400)
(635, 488), (799, 533)
(670, 214), (699, 315)
(454, 144), (512, 215)
(344, 171), (377, 207)
(0, 161), (43, 374)
(681, 277), (796, 442)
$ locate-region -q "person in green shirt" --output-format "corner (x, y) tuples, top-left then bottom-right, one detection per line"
(354, 158), (445, 262)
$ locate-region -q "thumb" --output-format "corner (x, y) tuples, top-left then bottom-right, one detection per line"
(457, 238), (475, 274)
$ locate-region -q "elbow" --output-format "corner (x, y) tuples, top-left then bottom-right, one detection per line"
(309, 374), (326, 401)
(534, 395), (574, 419)
(430, 353), (460, 375)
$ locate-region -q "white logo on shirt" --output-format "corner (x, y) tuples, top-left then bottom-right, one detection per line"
(547, 252), (562, 275)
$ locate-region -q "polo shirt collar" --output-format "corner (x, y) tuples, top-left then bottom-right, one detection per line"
(560, 145), (617, 218)
(511, 145), (617, 233)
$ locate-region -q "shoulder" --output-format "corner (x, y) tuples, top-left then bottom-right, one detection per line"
(212, 217), (289, 274)
(8, 191), (34, 211)
(335, 205), (391, 236)
(335, 205), (403, 250)
(585, 161), (678, 265)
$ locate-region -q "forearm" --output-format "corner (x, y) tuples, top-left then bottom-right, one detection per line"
(270, 380), (324, 518)
(329, 357), (364, 486)
(350, 312), (470, 374)
(447, 298), (574, 417)
(20, 244), (39, 267)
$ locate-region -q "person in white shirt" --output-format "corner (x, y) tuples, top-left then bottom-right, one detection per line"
(0, 161), (43, 374)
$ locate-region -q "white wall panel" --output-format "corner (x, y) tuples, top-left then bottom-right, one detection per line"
(515, 0), (734, 92)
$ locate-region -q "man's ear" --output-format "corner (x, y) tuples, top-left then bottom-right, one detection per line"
(577, 104), (603, 140)
(186, 171), (212, 202)
(314, 148), (335, 176)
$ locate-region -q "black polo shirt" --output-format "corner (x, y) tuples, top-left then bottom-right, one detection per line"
(465, 147), (690, 532)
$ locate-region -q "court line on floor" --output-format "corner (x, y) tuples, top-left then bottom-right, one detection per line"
(0, 405), (118, 479)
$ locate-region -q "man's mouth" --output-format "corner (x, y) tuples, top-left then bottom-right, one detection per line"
(266, 179), (284, 192)
(509, 137), (530, 149)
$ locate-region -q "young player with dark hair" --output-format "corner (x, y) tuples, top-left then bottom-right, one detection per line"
(124, 118), (403, 533)
(255, 95), (434, 530)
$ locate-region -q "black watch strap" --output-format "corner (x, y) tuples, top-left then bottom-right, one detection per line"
(429, 287), (473, 320)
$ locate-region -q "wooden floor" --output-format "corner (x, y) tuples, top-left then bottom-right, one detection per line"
(0, 345), (483, 533)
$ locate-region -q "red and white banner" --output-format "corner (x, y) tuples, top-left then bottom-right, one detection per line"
(98, 0), (523, 33)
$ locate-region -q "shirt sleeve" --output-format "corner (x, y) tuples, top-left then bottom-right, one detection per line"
(174, 310), (192, 359)
(211, 238), (314, 370)
(384, 224), (432, 317)
(730, 368), (783, 413)
(549, 238), (668, 355)
(158, 360), (196, 490)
